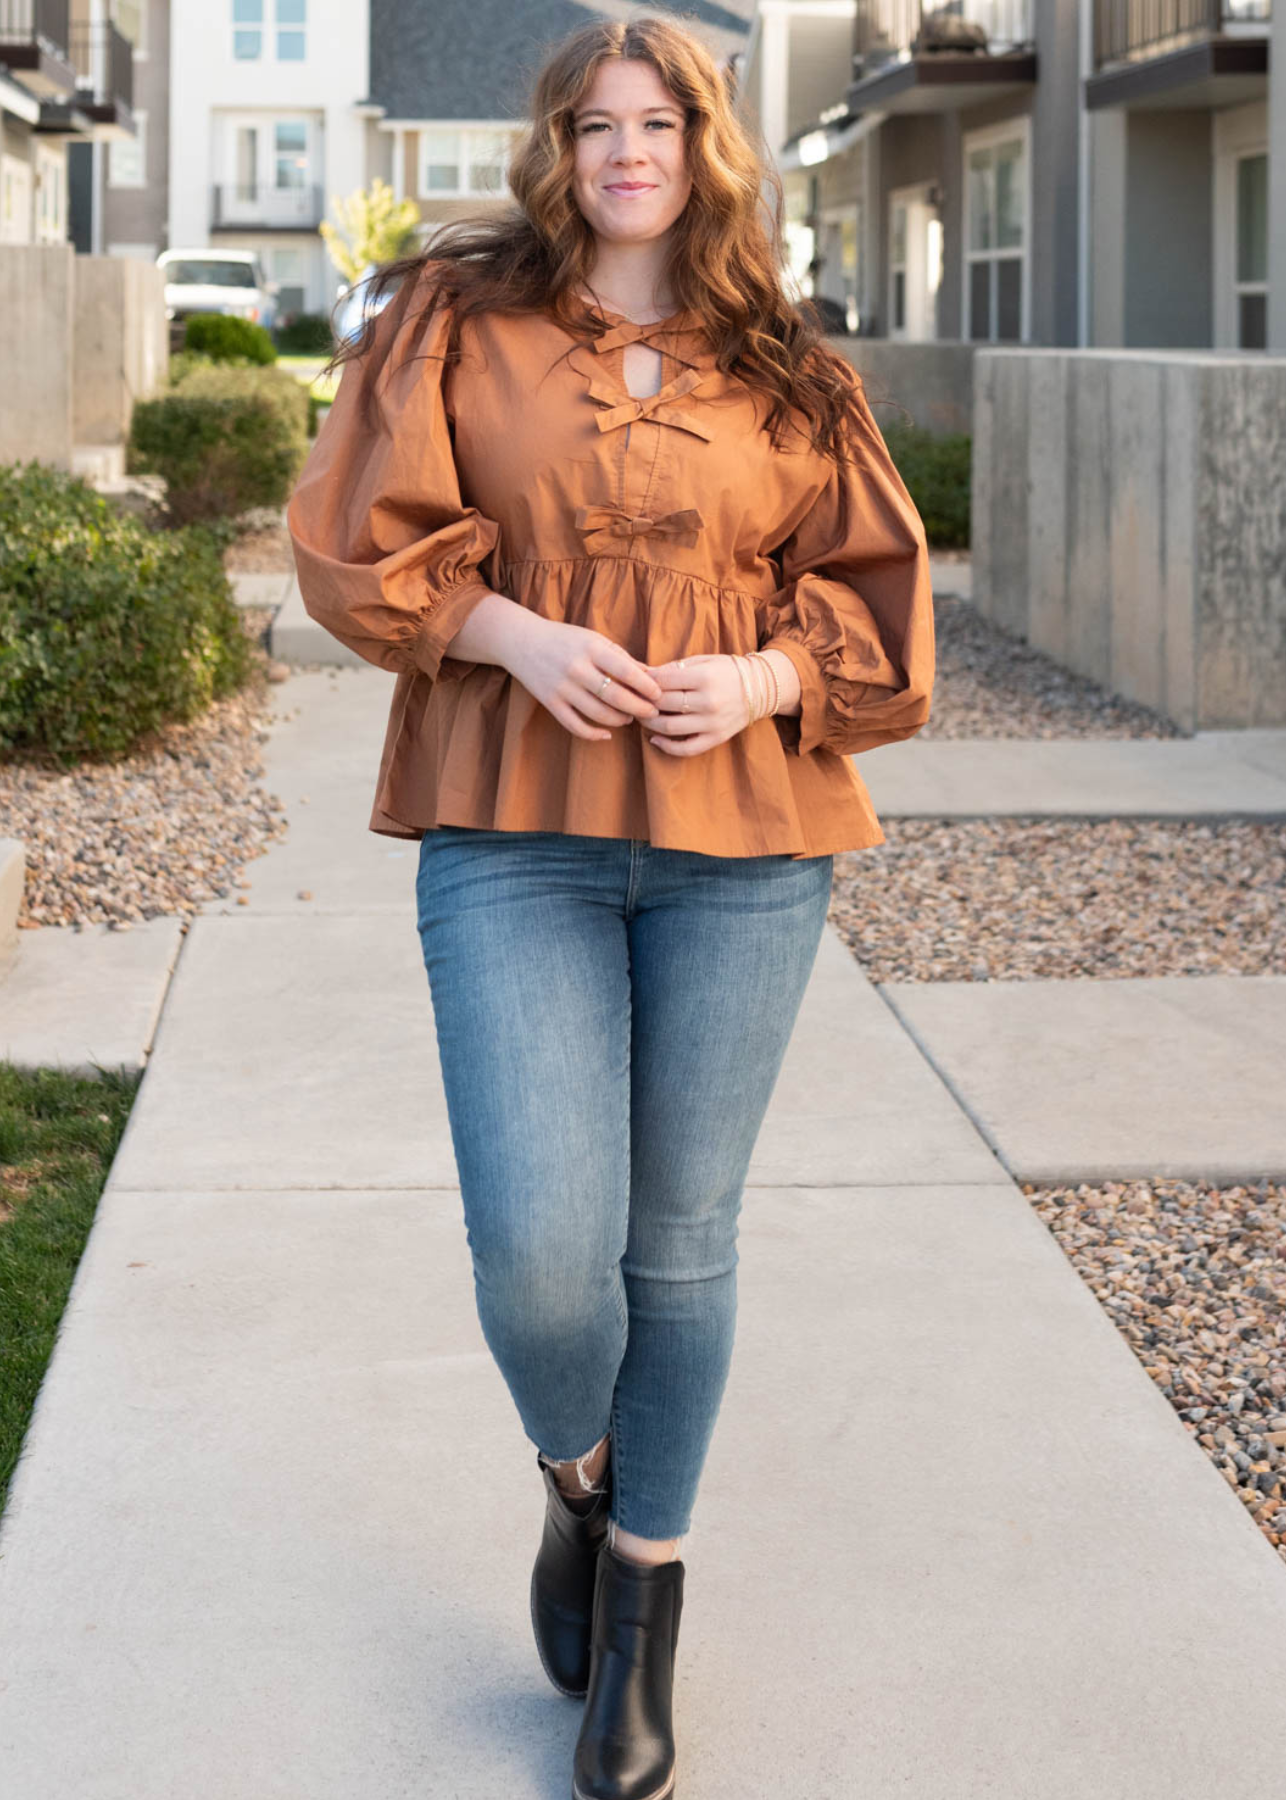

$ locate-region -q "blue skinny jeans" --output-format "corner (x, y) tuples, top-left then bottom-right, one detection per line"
(414, 827), (833, 1541)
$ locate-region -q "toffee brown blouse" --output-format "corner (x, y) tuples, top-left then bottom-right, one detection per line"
(286, 267), (935, 858)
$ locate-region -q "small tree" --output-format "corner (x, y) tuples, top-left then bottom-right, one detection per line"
(319, 178), (422, 287)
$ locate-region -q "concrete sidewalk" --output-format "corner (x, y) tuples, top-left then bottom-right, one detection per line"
(860, 729), (1286, 818)
(2, 667), (1286, 1797)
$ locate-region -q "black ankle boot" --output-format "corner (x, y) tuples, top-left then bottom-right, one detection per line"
(571, 1543), (684, 1800)
(530, 1452), (612, 1698)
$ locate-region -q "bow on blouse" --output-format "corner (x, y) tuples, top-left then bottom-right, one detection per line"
(588, 367), (715, 441)
(574, 503), (706, 556)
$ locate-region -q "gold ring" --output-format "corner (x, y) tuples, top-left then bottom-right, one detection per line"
(597, 674), (612, 697)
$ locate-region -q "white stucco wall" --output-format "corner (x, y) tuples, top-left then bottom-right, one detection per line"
(168, 1), (369, 311)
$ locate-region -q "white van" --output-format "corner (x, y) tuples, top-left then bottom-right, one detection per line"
(157, 248), (279, 348)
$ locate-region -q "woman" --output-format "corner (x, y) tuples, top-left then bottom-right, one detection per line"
(287, 16), (932, 1800)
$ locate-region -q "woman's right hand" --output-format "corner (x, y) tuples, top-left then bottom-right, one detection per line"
(501, 612), (663, 742)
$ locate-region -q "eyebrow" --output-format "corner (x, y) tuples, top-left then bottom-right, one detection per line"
(572, 104), (683, 120)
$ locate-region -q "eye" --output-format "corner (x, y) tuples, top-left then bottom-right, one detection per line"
(576, 119), (678, 134)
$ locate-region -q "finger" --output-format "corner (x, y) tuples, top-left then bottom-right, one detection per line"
(647, 710), (716, 736)
(548, 697), (612, 741)
(646, 662), (702, 691)
(647, 655), (718, 675)
(583, 668), (662, 720)
(593, 646), (664, 707)
(647, 729), (720, 757)
(567, 689), (637, 727)
(653, 689), (710, 713)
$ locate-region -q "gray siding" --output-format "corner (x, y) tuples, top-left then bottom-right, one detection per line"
(1123, 112), (1213, 349)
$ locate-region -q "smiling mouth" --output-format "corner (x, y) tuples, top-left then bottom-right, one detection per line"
(605, 184), (655, 193)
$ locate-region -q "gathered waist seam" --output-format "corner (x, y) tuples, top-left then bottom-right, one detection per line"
(499, 554), (770, 606)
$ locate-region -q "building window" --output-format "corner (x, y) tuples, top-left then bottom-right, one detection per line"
(233, 0), (262, 59)
(266, 245), (307, 317)
(963, 123), (1028, 343)
(889, 200), (907, 333)
(1235, 150), (1267, 350)
(109, 110), (146, 188)
(111, 0), (146, 54)
(277, 0), (306, 60)
(275, 120), (308, 190)
(417, 126), (516, 198)
(0, 154), (32, 245)
(35, 145), (64, 244)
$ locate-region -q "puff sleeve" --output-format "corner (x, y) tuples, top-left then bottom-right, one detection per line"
(757, 384), (934, 758)
(285, 272), (500, 680)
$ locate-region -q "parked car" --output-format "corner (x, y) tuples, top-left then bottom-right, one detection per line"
(333, 262), (396, 346)
(157, 248), (279, 351)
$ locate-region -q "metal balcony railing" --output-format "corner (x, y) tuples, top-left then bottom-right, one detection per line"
(1093, 0), (1270, 67)
(0, 0), (69, 54)
(211, 183), (325, 230)
(854, 0), (1033, 73)
(68, 18), (133, 111)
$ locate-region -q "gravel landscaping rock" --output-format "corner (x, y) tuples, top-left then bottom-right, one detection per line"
(223, 514), (296, 577)
(1028, 1179), (1286, 1565)
(829, 818), (1286, 982)
(0, 609), (289, 930)
(924, 593), (1184, 740)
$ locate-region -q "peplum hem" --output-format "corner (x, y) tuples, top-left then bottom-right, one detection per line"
(369, 556), (887, 859)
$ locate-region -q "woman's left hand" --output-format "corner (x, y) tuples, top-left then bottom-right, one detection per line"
(643, 654), (758, 757)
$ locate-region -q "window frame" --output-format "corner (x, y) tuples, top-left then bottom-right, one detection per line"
(0, 154), (32, 245)
(1232, 146), (1268, 350)
(108, 109), (147, 189)
(416, 123), (518, 199)
(34, 143), (64, 244)
(111, 0), (147, 57)
(961, 114), (1031, 345)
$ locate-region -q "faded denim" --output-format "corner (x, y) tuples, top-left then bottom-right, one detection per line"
(415, 826), (832, 1540)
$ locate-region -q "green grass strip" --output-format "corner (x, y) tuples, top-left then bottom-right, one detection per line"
(0, 1064), (140, 1522)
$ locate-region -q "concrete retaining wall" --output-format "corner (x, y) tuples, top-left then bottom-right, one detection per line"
(73, 257), (169, 448)
(0, 839), (24, 966)
(973, 349), (1286, 730)
(831, 338), (975, 437)
(0, 246), (168, 470)
(0, 244), (75, 469)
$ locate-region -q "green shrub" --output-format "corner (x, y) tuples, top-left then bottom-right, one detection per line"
(167, 348), (216, 387)
(128, 361), (309, 525)
(183, 312), (277, 364)
(274, 312), (335, 355)
(881, 424), (971, 550)
(0, 461), (253, 764)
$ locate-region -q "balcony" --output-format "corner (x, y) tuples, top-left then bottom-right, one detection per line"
(68, 18), (134, 134)
(0, 0), (76, 99)
(211, 182), (325, 233)
(1087, 0), (1270, 108)
(848, 0), (1036, 115)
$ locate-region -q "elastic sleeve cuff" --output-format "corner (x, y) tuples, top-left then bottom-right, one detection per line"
(760, 634), (829, 757)
(410, 572), (494, 681)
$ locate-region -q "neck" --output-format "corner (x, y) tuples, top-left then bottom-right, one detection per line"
(581, 244), (676, 320)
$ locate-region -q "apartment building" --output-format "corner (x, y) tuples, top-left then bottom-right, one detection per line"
(364, 0), (752, 248)
(749, 0), (1284, 351)
(0, 0), (137, 247)
(88, 0), (167, 262)
(157, 0), (750, 324)
(167, 0), (370, 318)
(1086, 0), (1273, 349)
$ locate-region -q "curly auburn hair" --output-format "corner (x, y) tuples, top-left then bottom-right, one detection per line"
(322, 13), (871, 464)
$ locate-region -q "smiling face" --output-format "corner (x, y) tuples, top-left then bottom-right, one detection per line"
(570, 57), (692, 252)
